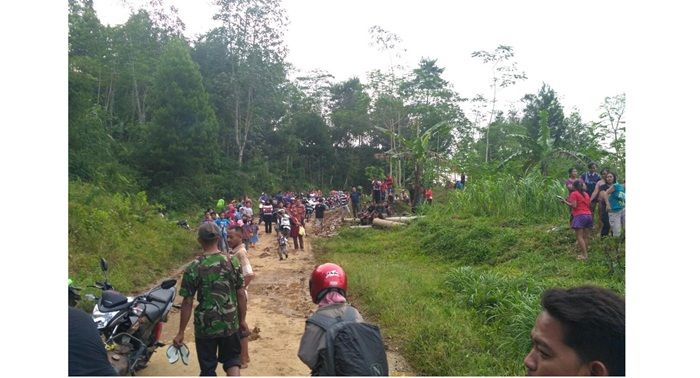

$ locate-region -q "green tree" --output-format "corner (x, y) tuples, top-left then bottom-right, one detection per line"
(499, 110), (586, 176)
(471, 45), (527, 163)
(329, 78), (371, 147)
(379, 121), (453, 207)
(521, 84), (566, 146)
(598, 93), (626, 173)
(212, 0), (289, 164)
(139, 39), (219, 203)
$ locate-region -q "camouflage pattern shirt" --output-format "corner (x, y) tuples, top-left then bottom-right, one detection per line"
(180, 252), (244, 338)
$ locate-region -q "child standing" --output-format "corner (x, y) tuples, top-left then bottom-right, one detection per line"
(215, 211), (230, 252)
(249, 221), (259, 249)
(241, 217), (252, 251)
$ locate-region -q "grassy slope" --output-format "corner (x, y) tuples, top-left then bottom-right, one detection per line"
(69, 181), (199, 298)
(315, 192), (625, 375)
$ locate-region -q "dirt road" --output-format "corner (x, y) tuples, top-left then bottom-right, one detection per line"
(139, 216), (413, 376)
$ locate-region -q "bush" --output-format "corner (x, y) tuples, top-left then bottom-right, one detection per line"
(69, 181), (198, 298)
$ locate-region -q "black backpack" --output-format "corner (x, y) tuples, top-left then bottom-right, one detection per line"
(306, 307), (389, 376)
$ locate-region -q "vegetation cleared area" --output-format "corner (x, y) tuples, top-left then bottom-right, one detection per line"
(315, 179), (624, 376)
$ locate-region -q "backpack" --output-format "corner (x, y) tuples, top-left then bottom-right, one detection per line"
(306, 307), (389, 376)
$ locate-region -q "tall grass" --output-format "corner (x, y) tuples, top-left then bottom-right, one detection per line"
(69, 181), (198, 296)
(446, 172), (568, 221)
(315, 174), (625, 375)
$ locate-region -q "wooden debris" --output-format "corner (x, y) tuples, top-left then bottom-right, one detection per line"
(372, 218), (406, 228)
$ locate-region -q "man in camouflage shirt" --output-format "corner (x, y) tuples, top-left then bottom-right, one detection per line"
(173, 222), (248, 376)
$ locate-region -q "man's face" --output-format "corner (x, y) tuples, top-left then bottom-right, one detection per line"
(524, 311), (589, 376)
(227, 231), (242, 248)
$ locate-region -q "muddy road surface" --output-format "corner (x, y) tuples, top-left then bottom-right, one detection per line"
(139, 215), (414, 376)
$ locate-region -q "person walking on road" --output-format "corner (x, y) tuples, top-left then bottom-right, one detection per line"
(173, 222), (248, 376)
(298, 263), (388, 376)
(228, 227), (254, 369)
(261, 200), (274, 234)
(350, 187), (361, 219)
(289, 198), (306, 251)
(314, 198), (329, 231)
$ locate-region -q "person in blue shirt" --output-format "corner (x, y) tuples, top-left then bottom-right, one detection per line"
(603, 172), (625, 237)
(350, 187), (361, 219)
(215, 211), (231, 252)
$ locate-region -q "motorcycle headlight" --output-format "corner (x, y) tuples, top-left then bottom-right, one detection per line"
(92, 306), (118, 330)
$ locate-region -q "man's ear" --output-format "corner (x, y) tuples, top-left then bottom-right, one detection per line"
(589, 360), (609, 376)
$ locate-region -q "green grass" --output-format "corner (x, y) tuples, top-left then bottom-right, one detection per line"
(69, 181), (199, 300)
(314, 185), (625, 376)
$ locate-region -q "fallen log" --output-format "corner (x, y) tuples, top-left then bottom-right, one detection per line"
(384, 216), (423, 223)
(372, 218), (406, 229)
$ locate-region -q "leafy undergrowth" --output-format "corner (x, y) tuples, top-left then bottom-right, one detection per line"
(69, 181), (199, 301)
(314, 190), (625, 376)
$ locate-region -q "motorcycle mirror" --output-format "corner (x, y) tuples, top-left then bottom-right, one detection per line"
(100, 257), (109, 272)
(160, 279), (177, 290)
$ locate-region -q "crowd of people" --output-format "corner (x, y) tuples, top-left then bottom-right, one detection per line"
(69, 174), (627, 376)
(562, 162), (626, 260)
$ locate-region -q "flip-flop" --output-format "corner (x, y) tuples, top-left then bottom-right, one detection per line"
(178, 344), (190, 365)
(166, 345), (179, 364)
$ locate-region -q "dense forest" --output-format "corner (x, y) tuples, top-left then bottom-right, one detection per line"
(69, 0), (625, 211)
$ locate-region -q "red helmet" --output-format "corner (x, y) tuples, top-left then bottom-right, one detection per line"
(309, 263), (347, 304)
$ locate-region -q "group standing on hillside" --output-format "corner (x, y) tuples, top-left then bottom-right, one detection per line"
(562, 162), (625, 261)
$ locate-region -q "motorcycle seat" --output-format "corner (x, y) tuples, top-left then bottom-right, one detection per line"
(143, 302), (164, 322)
(98, 290), (131, 313)
(148, 287), (175, 304)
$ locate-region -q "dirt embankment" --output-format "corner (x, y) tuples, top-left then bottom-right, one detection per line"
(139, 210), (414, 376)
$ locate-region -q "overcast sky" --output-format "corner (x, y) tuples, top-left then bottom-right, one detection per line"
(93, 0), (629, 123)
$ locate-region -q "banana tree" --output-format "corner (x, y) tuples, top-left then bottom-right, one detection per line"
(499, 110), (587, 176)
(376, 120), (452, 208)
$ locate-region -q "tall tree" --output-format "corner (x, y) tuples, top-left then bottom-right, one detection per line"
(139, 39), (219, 195)
(598, 93), (626, 170)
(213, 0), (289, 164)
(471, 45), (527, 163)
(329, 78), (371, 147)
(368, 25), (407, 185)
(499, 110), (586, 176)
(521, 84), (566, 146)
(295, 69), (335, 120)
(400, 58), (466, 155)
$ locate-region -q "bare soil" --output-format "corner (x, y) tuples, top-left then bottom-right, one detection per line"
(138, 212), (414, 376)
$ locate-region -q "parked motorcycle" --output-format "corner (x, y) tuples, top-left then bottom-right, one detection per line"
(84, 258), (177, 375)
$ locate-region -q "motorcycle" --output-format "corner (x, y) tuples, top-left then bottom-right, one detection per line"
(84, 258), (177, 375)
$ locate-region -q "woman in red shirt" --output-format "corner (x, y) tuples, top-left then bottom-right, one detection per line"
(288, 198), (306, 250)
(562, 180), (592, 260)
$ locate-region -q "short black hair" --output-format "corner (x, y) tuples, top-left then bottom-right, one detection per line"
(587, 162), (597, 169)
(541, 286), (625, 376)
